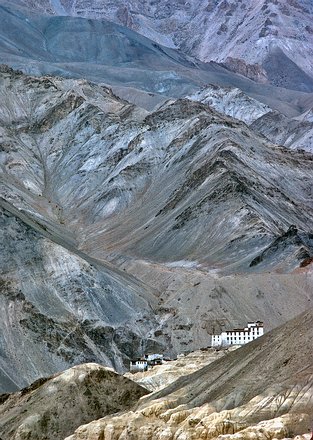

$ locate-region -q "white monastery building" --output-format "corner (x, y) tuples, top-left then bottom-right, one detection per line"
(211, 321), (264, 347)
(129, 359), (148, 373)
(129, 354), (163, 373)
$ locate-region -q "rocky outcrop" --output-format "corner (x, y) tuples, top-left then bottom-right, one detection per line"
(188, 83), (313, 153)
(222, 57), (268, 84)
(0, 363), (148, 440)
(187, 84), (271, 124)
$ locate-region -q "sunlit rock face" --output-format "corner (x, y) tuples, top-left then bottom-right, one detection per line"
(188, 84), (313, 153)
(187, 85), (272, 125)
(11, 0), (313, 91)
(0, 363), (148, 440)
(66, 309), (313, 440)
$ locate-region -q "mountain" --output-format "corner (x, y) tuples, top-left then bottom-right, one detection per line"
(189, 84), (313, 152)
(2, 67), (313, 274)
(1, 67), (313, 393)
(66, 308), (313, 440)
(0, 0), (312, 436)
(251, 111), (313, 153)
(0, 363), (148, 440)
(187, 84), (272, 125)
(11, 0), (313, 91)
(0, 1), (313, 117)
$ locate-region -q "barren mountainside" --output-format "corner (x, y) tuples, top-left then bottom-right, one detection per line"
(0, 1), (313, 437)
(11, 0), (313, 91)
(1, 1), (313, 116)
(1, 66), (313, 393)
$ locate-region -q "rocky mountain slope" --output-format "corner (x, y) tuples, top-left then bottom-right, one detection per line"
(0, 207), (164, 392)
(0, 1), (313, 117)
(12, 0), (313, 91)
(1, 66), (313, 392)
(189, 84), (313, 152)
(66, 308), (313, 440)
(2, 66), (313, 274)
(0, 363), (148, 440)
(187, 85), (272, 125)
(0, 2), (312, 436)
(251, 111), (313, 154)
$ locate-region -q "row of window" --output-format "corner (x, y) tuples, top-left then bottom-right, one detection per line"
(226, 330), (260, 336)
(226, 336), (256, 342)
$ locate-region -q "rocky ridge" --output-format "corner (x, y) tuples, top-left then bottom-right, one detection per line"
(187, 83), (313, 152)
(3, 67), (313, 274)
(187, 85), (272, 125)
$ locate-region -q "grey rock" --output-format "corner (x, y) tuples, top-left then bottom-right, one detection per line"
(0, 2), (312, 117)
(10, 0), (313, 91)
(0, 68), (313, 390)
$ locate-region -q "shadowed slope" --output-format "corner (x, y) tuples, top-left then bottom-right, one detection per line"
(10, 0), (313, 92)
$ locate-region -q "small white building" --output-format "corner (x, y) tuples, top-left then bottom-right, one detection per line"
(130, 353), (164, 373)
(145, 354), (163, 365)
(129, 359), (148, 373)
(211, 321), (264, 347)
